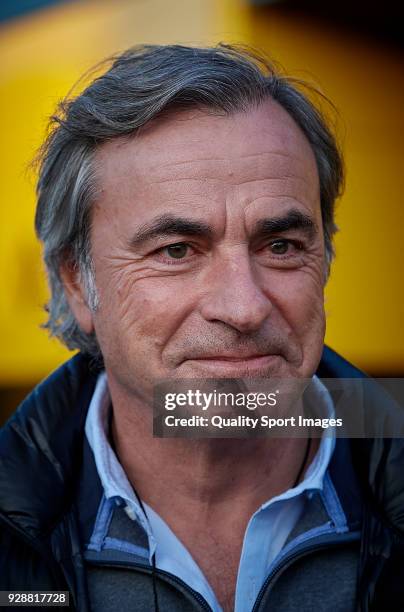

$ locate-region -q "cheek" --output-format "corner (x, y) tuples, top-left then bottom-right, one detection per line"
(267, 270), (325, 376)
(268, 269), (325, 337)
(97, 270), (193, 353)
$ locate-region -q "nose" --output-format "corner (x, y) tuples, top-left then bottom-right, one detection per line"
(199, 250), (273, 333)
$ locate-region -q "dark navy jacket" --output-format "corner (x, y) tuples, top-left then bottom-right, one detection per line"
(0, 347), (404, 611)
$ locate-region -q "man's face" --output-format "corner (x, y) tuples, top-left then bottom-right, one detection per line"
(75, 101), (327, 403)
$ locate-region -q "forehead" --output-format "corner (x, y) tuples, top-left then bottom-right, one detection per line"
(93, 100), (320, 225)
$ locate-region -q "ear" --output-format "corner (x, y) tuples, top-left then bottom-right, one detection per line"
(59, 260), (95, 335)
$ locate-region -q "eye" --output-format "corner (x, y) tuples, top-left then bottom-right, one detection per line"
(164, 243), (190, 259)
(269, 240), (294, 255)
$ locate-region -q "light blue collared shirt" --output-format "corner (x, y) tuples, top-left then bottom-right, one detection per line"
(85, 373), (336, 612)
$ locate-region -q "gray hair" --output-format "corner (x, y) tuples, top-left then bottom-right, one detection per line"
(35, 43), (344, 357)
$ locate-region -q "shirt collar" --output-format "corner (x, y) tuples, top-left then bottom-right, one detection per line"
(84, 372), (154, 544)
(259, 375), (336, 510)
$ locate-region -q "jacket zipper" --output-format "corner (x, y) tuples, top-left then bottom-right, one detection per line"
(2, 507), (359, 612)
(251, 530), (361, 612)
(86, 530), (360, 612)
(85, 557), (213, 611)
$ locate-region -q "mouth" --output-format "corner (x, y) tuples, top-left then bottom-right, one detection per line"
(183, 354), (282, 376)
(192, 353), (275, 361)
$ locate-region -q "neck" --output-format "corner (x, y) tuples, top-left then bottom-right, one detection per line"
(108, 376), (319, 516)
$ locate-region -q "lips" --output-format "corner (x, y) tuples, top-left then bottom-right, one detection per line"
(190, 353), (277, 362)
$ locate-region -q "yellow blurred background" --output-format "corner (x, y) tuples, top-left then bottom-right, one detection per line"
(1, 0), (403, 420)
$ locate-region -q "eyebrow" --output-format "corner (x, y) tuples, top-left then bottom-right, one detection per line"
(127, 214), (214, 249)
(127, 208), (317, 250)
(253, 209), (317, 240)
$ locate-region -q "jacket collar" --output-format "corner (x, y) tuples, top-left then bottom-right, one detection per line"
(0, 353), (100, 538)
